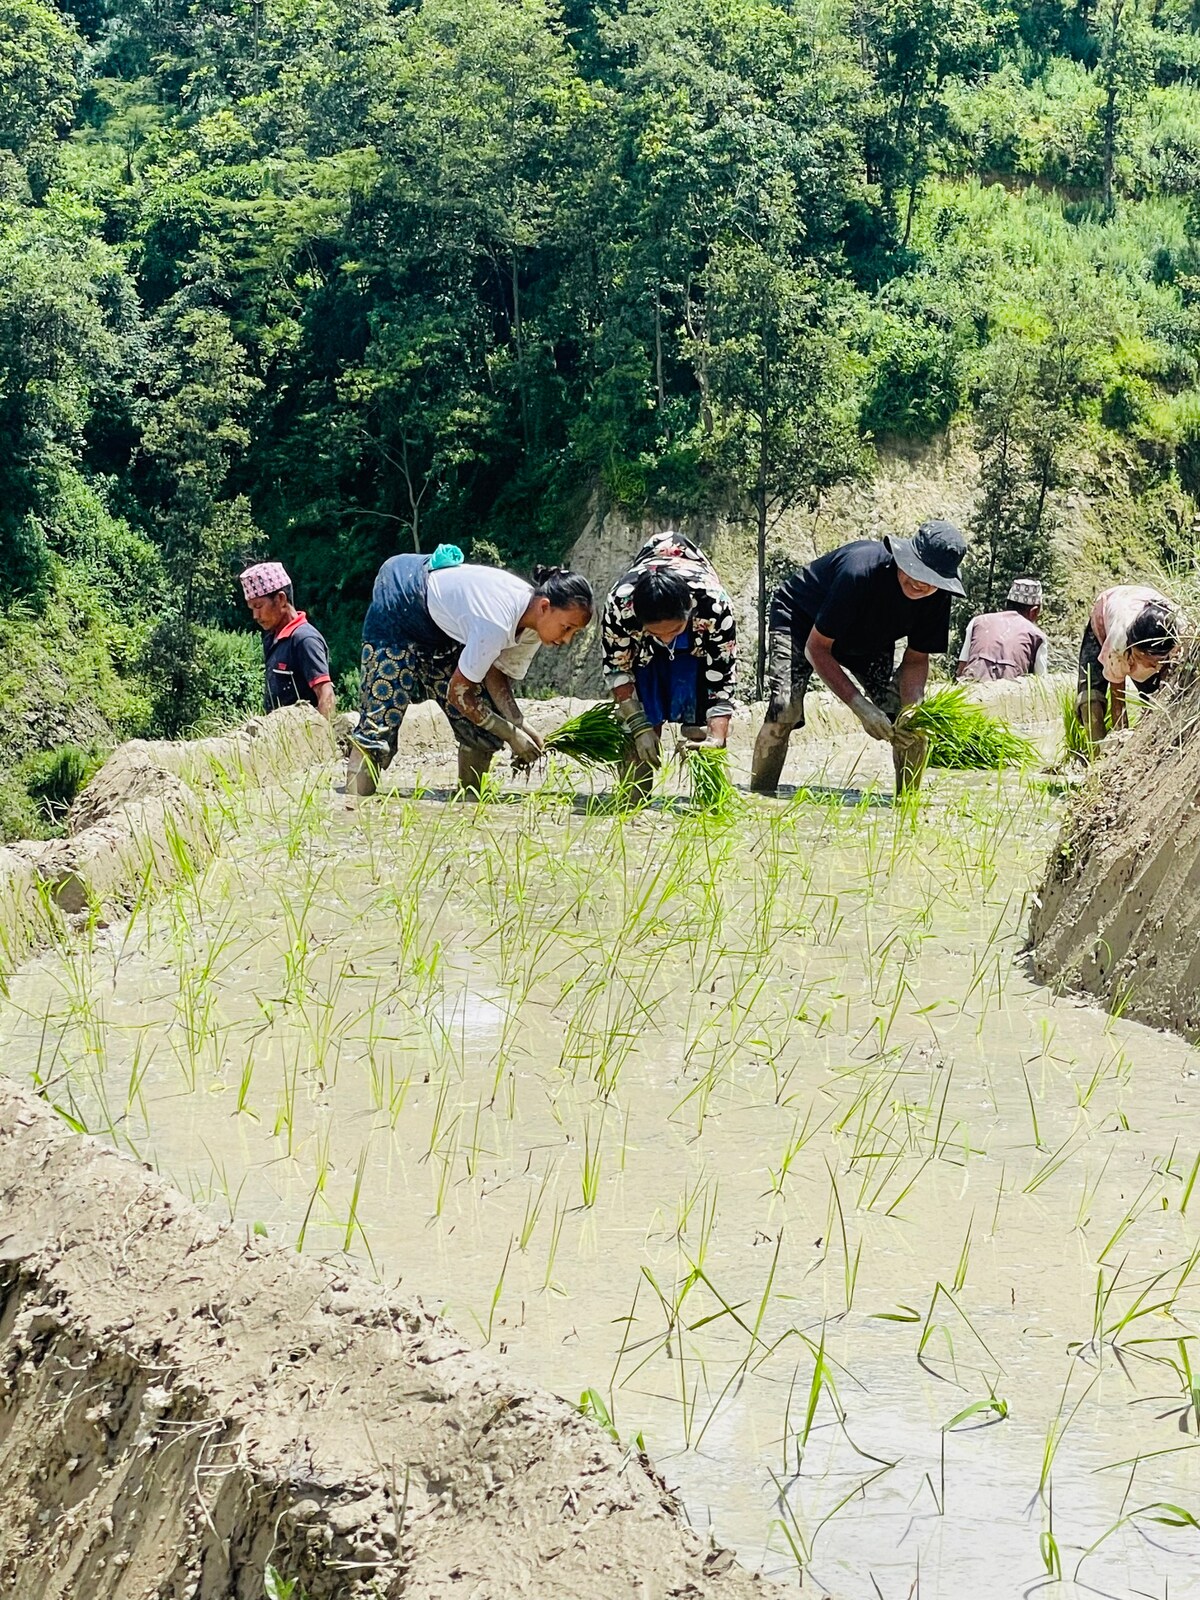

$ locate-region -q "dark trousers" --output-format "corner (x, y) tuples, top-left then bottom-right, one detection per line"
(765, 617), (900, 728)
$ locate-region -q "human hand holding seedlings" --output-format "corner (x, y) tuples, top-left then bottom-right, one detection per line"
(615, 693), (661, 764)
(676, 718), (729, 758)
(502, 719), (545, 767)
(849, 693), (895, 743)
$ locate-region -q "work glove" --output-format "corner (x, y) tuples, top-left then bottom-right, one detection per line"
(507, 723), (544, 766)
(849, 692), (894, 744)
(478, 709), (544, 766)
(615, 695), (661, 765)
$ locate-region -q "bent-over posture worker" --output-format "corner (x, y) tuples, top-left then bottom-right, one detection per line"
(957, 577), (1049, 682)
(347, 548), (593, 795)
(751, 520), (967, 797)
(601, 532), (737, 799)
(1077, 583), (1183, 749)
(241, 561), (335, 719)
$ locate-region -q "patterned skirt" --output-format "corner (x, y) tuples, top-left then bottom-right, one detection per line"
(349, 641), (503, 758)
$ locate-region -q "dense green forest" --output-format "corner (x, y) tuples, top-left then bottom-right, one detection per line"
(3, 0), (1200, 834)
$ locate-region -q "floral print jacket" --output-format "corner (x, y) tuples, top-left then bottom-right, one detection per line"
(601, 533), (737, 716)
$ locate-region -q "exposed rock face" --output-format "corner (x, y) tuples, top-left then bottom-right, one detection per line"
(1030, 667), (1200, 1037)
(0, 1081), (778, 1600)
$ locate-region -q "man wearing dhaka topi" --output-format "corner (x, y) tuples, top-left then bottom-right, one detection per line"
(240, 562), (336, 720)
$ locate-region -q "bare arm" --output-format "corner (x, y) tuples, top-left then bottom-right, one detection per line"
(484, 666), (523, 725)
(315, 681), (336, 720)
(448, 667), (491, 726)
(1110, 679), (1127, 730)
(897, 648), (930, 708)
(804, 629), (862, 706)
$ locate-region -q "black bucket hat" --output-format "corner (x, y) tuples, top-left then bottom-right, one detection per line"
(885, 520), (966, 597)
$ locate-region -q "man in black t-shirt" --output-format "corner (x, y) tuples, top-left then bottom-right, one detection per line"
(750, 521), (966, 796)
(240, 562), (336, 719)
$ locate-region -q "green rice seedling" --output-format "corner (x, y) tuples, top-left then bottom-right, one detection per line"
(686, 745), (738, 814)
(580, 1108), (604, 1207)
(342, 1142), (376, 1267)
(544, 702), (626, 768)
(895, 686), (1038, 770)
(542, 1197), (568, 1293)
(1060, 685), (1091, 762)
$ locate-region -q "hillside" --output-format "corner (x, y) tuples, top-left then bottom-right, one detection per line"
(4, 0), (1200, 827)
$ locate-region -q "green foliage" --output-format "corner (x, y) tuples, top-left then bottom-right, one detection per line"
(143, 622), (263, 740)
(897, 687), (1040, 769)
(0, 0), (83, 196)
(0, 0), (1198, 782)
(1061, 686), (1092, 761)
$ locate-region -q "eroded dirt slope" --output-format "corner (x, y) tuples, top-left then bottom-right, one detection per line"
(1031, 664), (1200, 1036)
(0, 1080), (781, 1600)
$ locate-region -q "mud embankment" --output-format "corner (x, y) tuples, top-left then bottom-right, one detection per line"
(1031, 667), (1200, 1036)
(0, 705), (337, 973)
(0, 1079), (777, 1600)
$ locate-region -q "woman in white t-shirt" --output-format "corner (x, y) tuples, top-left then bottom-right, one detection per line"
(1077, 583), (1183, 750)
(348, 549), (593, 794)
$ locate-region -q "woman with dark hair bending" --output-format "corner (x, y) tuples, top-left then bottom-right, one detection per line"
(601, 532), (737, 798)
(1078, 583), (1184, 752)
(347, 547), (593, 795)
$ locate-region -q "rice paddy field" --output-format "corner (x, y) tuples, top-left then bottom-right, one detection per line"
(2, 696), (1199, 1598)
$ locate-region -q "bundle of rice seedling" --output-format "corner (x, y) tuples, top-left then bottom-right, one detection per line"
(543, 701), (627, 767)
(687, 744), (739, 813)
(894, 686), (1038, 770)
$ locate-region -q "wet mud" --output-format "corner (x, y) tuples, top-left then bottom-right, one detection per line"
(2, 677), (1198, 1598)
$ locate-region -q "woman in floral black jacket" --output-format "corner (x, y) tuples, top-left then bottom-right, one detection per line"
(601, 532), (737, 795)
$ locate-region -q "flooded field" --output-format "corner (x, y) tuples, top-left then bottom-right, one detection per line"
(3, 719), (1199, 1598)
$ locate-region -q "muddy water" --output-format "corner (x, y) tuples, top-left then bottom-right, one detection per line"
(2, 732), (1199, 1598)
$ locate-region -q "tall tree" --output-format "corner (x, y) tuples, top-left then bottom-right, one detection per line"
(858, 0), (992, 246)
(139, 308), (263, 732)
(0, 0), (83, 197)
(1092, 0), (1154, 213)
(700, 241), (867, 694)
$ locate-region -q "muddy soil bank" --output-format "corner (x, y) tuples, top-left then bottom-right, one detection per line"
(0, 706), (336, 974)
(1031, 667), (1200, 1035)
(0, 1078), (780, 1600)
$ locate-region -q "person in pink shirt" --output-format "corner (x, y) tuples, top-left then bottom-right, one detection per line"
(1078, 583), (1183, 748)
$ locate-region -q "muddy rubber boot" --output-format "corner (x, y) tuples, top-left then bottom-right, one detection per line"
(893, 733), (928, 799)
(1080, 693), (1107, 755)
(346, 746), (379, 798)
(616, 752), (656, 808)
(457, 744), (494, 797)
(750, 721), (791, 795)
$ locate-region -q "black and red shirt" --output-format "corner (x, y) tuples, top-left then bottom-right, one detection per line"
(262, 612), (332, 712)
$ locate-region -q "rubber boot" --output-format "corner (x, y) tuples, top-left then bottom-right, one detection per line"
(346, 745), (379, 798)
(616, 751), (657, 808)
(893, 733), (928, 799)
(750, 720), (791, 795)
(457, 744), (494, 797)
(1080, 693), (1107, 755)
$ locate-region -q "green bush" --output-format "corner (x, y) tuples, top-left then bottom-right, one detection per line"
(863, 315), (966, 439)
(20, 743), (107, 824)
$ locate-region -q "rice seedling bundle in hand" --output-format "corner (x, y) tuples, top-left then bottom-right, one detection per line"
(543, 702), (627, 768)
(895, 687), (1038, 770)
(687, 744), (739, 813)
